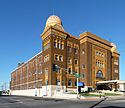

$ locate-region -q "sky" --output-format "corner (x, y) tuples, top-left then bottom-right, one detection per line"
(0, 0), (125, 89)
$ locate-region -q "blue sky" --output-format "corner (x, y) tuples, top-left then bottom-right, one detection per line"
(0, 0), (125, 89)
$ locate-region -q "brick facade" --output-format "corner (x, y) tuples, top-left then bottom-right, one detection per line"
(10, 15), (120, 92)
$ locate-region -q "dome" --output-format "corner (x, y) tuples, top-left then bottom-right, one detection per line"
(46, 15), (62, 27)
(43, 15), (64, 33)
(111, 43), (117, 52)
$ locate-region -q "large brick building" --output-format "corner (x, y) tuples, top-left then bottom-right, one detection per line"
(10, 15), (120, 96)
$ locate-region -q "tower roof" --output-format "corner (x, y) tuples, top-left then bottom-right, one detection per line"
(46, 15), (62, 27)
(43, 15), (64, 33)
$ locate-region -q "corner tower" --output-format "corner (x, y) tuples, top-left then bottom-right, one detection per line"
(41, 15), (68, 95)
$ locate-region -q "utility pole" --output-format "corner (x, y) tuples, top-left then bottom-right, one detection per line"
(5, 82), (6, 92)
(1, 84), (3, 91)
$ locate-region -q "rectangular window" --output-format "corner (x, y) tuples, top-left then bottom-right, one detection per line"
(59, 56), (63, 61)
(44, 56), (46, 62)
(68, 57), (72, 64)
(68, 68), (71, 74)
(68, 47), (71, 53)
(74, 48), (78, 54)
(82, 64), (85, 69)
(114, 59), (118, 65)
(45, 68), (48, 75)
(82, 49), (85, 54)
(114, 69), (118, 73)
(57, 41), (60, 48)
(96, 51), (99, 56)
(44, 55), (49, 62)
(55, 54), (63, 62)
(53, 64), (56, 71)
(60, 44), (63, 49)
(55, 55), (58, 61)
(74, 59), (78, 64)
(60, 41), (64, 49)
(54, 39), (57, 48)
(54, 42), (57, 48)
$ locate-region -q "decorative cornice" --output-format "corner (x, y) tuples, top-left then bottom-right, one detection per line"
(80, 32), (112, 47)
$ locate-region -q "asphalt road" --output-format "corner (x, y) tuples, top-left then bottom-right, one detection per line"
(0, 95), (125, 108)
(94, 96), (125, 108)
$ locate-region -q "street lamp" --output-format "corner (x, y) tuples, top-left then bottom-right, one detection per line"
(75, 73), (81, 98)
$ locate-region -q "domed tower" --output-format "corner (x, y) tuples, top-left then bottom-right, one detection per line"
(46, 15), (62, 27)
(41, 15), (67, 96)
(42, 15), (65, 36)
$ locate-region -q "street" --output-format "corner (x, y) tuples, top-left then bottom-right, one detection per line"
(0, 95), (125, 108)
(94, 96), (125, 108)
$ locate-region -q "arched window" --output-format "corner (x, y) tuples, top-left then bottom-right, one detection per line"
(68, 80), (72, 86)
(96, 70), (103, 78)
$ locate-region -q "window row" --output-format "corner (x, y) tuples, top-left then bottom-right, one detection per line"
(96, 51), (104, 57)
(54, 39), (64, 49)
(96, 60), (105, 68)
(54, 54), (63, 61)
(67, 67), (79, 74)
(13, 82), (43, 90)
(56, 79), (77, 87)
(44, 54), (49, 62)
(67, 47), (78, 54)
(67, 41), (79, 49)
(52, 64), (78, 74)
(67, 57), (78, 65)
(12, 70), (43, 81)
(67, 41), (73, 47)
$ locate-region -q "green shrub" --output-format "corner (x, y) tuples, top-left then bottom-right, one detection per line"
(0, 91), (2, 95)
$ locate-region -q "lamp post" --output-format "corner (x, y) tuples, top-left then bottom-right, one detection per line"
(75, 73), (80, 98)
(75, 73), (84, 98)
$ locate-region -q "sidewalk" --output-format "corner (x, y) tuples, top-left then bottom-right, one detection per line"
(106, 95), (125, 100)
(42, 94), (106, 101)
(11, 94), (107, 102)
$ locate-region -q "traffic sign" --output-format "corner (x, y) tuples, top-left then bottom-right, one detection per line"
(75, 73), (81, 78)
(75, 73), (84, 78)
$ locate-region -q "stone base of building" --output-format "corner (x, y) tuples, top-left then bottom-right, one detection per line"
(11, 85), (67, 97)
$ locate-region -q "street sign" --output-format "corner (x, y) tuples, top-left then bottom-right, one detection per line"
(75, 73), (84, 78)
(77, 82), (85, 87)
(75, 73), (81, 78)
